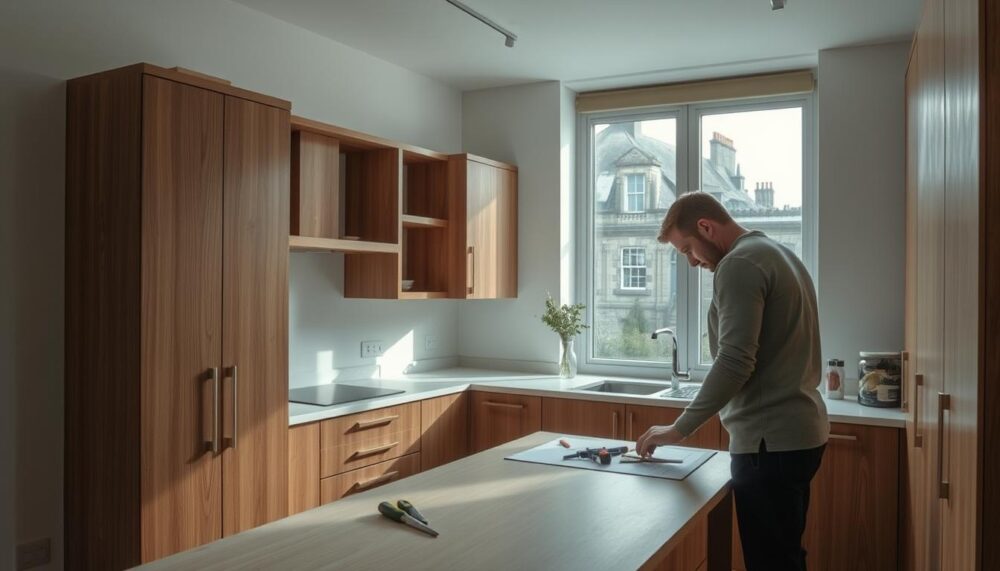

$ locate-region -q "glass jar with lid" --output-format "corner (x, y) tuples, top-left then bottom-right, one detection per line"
(858, 351), (902, 408)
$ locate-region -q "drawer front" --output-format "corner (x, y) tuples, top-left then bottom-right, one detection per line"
(470, 391), (541, 453)
(320, 403), (420, 477)
(320, 453), (421, 503)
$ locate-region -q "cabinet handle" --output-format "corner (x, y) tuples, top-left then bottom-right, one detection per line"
(352, 441), (399, 459)
(612, 411), (618, 439)
(352, 471), (399, 491)
(828, 434), (858, 441)
(914, 373), (924, 448)
(224, 365), (238, 449)
(627, 412), (635, 441)
(354, 415), (399, 430)
(206, 367), (220, 454)
(483, 401), (524, 410)
(937, 392), (951, 499)
(467, 246), (475, 295)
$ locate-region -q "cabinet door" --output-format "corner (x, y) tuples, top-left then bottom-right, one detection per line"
(139, 75), (224, 562)
(802, 424), (900, 571)
(421, 393), (470, 471)
(221, 96), (290, 536)
(466, 160), (517, 299)
(625, 405), (721, 449)
(541, 398), (625, 439)
(470, 392), (541, 453)
(288, 423), (320, 516)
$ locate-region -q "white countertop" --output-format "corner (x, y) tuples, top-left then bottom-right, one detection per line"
(289, 368), (907, 429)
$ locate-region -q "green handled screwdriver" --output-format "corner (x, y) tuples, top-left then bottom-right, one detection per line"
(397, 500), (429, 524)
(378, 501), (439, 537)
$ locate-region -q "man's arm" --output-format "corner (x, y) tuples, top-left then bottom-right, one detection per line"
(673, 257), (767, 437)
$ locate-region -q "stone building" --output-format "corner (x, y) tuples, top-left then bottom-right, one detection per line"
(592, 122), (802, 361)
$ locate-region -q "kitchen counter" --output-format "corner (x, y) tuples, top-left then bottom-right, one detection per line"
(137, 432), (735, 571)
(289, 368), (907, 429)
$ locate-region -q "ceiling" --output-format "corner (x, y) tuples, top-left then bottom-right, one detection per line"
(233, 0), (921, 92)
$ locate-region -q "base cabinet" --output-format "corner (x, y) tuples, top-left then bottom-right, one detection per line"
(730, 422), (900, 571)
(321, 453), (421, 503)
(470, 392), (542, 452)
(421, 393), (470, 471)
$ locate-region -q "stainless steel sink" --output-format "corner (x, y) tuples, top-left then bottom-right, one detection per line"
(659, 385), (701, 400)
(574, 380), (672, 395)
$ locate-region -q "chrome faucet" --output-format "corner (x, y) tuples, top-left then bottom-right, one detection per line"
(651, 327), (690, 389)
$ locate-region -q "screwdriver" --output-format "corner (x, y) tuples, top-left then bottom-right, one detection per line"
(378, 501), (439, 537)
(397, 499), (429, 524)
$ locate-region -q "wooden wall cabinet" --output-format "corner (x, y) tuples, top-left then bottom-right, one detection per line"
(65, 64), (290, 568)
(470, 392), (541, 452)
(449, 154), (518, 299)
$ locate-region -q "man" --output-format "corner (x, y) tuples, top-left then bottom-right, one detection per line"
(635, 192), (828, 571)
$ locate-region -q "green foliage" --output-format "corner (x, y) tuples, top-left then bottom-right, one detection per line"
(541, 294), (589, 341)
(619, 299), (653, 358)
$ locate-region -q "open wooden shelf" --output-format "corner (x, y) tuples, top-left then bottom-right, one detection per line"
(402, 214), (448, 229)
(399, 291), (449, 300)
(289, 235), (399, 254)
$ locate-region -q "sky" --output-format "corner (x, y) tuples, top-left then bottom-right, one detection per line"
(595, 106), (803, 208)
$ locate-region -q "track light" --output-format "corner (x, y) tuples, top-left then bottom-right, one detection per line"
(446, 0), (518, 48)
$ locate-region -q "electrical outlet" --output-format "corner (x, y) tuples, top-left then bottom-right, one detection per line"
(17, 538), (51, 570)
(360, 340), (384, 358)
(424, 335), (440, 351)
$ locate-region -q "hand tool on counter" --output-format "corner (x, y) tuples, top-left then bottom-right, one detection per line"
(378, 501), (439, 537)
(563, 446), (629, 465)
(620, 451), (683, 464)
(397, 499), (428, 524)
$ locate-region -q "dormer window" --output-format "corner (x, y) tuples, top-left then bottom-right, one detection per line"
(625, 174), (645, 212)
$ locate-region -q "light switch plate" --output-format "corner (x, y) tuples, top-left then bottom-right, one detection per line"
(17, 538), (51, 570)
(360, 340), (384, 358)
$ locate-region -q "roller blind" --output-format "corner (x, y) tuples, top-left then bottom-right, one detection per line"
(576, 70), (815, 112)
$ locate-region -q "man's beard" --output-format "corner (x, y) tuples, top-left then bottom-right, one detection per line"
(694, 234), (724, 271)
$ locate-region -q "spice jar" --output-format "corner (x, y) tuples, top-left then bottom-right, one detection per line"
(858, 352), (902, 408)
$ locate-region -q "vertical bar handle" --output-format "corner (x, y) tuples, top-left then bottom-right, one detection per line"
(937, 392), (950, 499)
(627, 412), (635, 441)
(467, 246), (475, 295)
(206, 367), (220, 454)
(225, 365), (238, 449)
(913, 373), (924, 448)
(612, 411), (618, 439)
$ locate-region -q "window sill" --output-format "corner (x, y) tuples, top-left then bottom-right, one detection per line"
(613, 288), (651, 296)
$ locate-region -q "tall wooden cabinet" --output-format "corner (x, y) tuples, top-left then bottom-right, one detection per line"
(904, 0), (1000, 568)
(65, 64), (290, 569)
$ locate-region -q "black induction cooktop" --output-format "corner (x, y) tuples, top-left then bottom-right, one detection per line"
(288, 384), (405, 407)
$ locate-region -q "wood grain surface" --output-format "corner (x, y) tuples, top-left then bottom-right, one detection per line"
(319, 403), (421, 477)
(291, 130), (339, 239)
(137, 432), (733, 571)
(288, 422), (321, 516)
(320, 453), (421, 503)
(420, 394), (470, 471)
(470, 391), (541, 452)
(138, 75), (225, 563)
(220, 95), (290, 536)
(541, 397), (626, 439)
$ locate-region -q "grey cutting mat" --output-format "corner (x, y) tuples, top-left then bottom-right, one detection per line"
(505, 436), (716, 481)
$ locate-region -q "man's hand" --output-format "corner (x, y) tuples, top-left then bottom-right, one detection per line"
(635, 424), (684, 457)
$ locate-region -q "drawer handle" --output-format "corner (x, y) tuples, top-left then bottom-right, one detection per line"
(352, 441), (399, 459)
(482, 401), (525, 410)
(352, 470), (399, 491)
(937, 393), (951, 499)
(828, 434), (858, 441)
(354, 415), (400, 430)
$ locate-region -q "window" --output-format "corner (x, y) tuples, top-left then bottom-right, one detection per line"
(625, 174), (646, 212)
(579, 96), (814, 376)
(620, 247), (647, 289)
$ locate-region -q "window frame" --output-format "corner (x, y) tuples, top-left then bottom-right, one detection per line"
(575, 93), (817, 379)
(619, 246), (648, 290)
(624, 174), (646, 212)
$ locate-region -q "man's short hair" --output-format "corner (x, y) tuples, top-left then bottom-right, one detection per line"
(658, 192), (734, 242)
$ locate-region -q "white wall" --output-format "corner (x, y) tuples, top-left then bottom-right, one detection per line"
(458, 82), (571, 368)
(817, 41), (910, 374)
(0, 0), (462, 567)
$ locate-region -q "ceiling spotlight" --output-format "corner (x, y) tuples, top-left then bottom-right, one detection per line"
(446, 0), (518, 48)
(771, 0), (786, 10)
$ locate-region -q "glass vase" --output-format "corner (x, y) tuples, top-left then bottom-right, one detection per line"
(559, 338), (578, 379)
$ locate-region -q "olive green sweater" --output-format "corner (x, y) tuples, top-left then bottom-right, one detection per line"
(674, 231), (829, 454)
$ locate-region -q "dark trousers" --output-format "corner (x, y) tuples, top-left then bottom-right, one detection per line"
(731, 441), (826, 571)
